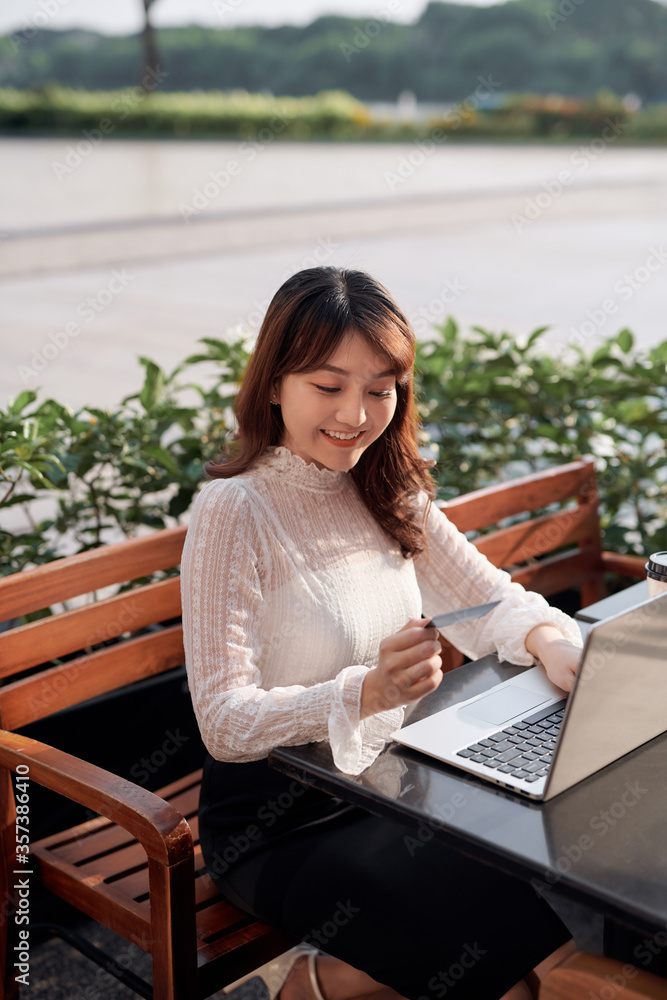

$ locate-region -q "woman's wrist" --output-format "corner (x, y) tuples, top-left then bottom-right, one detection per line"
(524, 623), (566, 662)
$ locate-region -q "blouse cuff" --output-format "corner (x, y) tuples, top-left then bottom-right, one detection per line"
(328, 665), (405, 775)
(495, 603), (584, 666)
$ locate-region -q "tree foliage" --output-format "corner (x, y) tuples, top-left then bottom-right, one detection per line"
(3, 0), (667, 103)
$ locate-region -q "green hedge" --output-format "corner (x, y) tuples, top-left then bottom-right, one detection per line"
(1, 323), (666, 585)
(0, 86), (371, 139)
(1, 86), (666, 141)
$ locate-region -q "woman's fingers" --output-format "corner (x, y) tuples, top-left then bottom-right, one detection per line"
(380, 623), (438, 654)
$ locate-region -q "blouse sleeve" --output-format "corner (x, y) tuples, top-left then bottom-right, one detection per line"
(180, 479), (402, 775)
(414, 496), (584, 665)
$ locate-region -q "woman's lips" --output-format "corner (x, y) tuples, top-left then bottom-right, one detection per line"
(321, 430), (364, 447)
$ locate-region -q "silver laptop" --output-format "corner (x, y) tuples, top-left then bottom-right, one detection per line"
(392, 590), (667, 801)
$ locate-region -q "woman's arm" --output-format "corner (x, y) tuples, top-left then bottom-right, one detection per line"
(413, 497), (583, 667)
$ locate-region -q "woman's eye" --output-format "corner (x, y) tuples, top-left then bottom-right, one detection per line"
(314, 384), (340, 393)
(370, 390), (394, 398)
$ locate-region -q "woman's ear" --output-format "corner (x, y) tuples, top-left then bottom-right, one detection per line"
(270, 381), (281, 405)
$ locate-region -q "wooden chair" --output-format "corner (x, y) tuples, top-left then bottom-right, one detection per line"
(539, 951), (667, 999)
(436, 458), (647, 670)
(0, 526), (294, 999)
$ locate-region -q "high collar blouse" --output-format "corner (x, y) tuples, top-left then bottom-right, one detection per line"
(180, 446), (582, 775)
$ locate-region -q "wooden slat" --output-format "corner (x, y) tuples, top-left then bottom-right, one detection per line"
(602, 551), (648, 578)
(41, 792), (199, 868)
(69, 837), (151, 881)
(35, 847), (152, 944)
(32, 770), (202, 859)
(509, 546), (601, 597)
(0, 577), (182, 677)
(196, 923), (296, 997)
(196, 900), (269, 947)
(0, 626), (184, 729)
(474, 504), (599, 569)
(195, 868), (222, 907)
(0, 525), (186, 620)
(440, 459), (597, 534)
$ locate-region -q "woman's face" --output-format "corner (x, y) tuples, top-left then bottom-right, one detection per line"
(275, 332), (398, 472)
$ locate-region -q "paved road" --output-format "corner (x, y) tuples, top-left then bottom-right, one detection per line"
(1, 140), (666, 410)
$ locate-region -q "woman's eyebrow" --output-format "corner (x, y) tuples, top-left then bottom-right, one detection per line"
(318, 363), (395, 379)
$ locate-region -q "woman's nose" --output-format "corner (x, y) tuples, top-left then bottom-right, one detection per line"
(335, 393), (366, 427)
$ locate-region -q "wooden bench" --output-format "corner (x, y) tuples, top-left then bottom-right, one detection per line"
(436, 457), (646, 670)
(539, 951), (667, 999)
(0, 526), (295, 999)
(0, 457), (647, 997)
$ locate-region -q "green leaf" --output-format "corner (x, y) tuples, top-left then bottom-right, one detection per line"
(524, 326), (550, 349)
(143, 444), (181, 476)
(616, 328), (634, 354)
(138, 359), (165, 413)
(9, 391), (38, 415)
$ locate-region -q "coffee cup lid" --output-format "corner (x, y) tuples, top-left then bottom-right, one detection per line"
(646, 551), (667, 580)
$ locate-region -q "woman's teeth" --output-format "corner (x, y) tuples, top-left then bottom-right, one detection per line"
(322, 430), (361, 440)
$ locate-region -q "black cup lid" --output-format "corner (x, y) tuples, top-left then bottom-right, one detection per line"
(646, 551), (667, 580)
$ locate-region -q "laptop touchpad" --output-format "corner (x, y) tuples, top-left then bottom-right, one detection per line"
(458, 685), (550, 726)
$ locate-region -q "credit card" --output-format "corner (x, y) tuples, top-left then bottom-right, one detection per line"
(424, 600), (501, 629)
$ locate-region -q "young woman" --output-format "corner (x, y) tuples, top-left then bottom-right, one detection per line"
(180, 267), (583, 1000)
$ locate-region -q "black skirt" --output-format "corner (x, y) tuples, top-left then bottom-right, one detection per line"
(199, 754), (572, 1000)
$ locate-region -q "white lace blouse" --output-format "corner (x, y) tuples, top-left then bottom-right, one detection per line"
(180, 446), (583, 775)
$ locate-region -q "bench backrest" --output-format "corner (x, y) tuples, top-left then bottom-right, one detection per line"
(0, 457), (604, 729)
(439, 457), (603, 601)
(0, 525), (187, 731)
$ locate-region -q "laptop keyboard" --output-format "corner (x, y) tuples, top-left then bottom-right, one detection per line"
(456, 699), (567, 783)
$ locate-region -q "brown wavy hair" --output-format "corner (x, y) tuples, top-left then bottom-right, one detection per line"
(205, 267), (435, 557)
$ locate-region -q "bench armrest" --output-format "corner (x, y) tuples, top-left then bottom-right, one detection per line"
(0, 729), (193, 867)
(601, 551), (648, 579)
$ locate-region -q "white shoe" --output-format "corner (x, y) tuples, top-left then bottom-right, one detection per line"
(267, 944), (325, 1000)
(225, 945), (324, 1000)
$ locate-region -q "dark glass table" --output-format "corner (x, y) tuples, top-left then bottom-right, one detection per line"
(269, 590), (667, 975)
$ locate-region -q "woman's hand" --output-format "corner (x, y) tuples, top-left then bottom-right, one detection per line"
(360, 618), (442, 719)
(525, 624), (582, 693)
